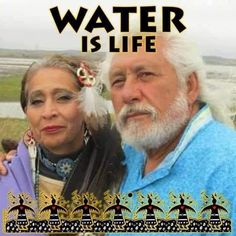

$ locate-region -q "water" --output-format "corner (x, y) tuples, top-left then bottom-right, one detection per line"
(0, 102), (25, 119)
(204, 65), (236, 103)
(0, 57), (38, 76)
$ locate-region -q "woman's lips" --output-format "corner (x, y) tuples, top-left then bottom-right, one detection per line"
(41, 125), (65, 133)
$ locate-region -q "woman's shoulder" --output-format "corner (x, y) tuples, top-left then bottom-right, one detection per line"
(0, 139), (34, 195)
(5, 140), (31, 171)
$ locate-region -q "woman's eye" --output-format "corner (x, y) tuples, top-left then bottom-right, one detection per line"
(57, 94), (74, 102)
(30, 99), (43, 106)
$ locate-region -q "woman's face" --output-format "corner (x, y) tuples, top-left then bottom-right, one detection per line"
(25, 67), (84, 154)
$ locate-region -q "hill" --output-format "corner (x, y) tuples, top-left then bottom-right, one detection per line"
(0, 48), (105, 62)
(0, 48), (236, 66)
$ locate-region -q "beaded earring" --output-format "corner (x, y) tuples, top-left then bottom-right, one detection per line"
(23, 129), (37, 159)
(23, 129), (38, 188)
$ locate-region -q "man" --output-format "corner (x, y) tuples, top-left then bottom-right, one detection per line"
(102, 31), (236, 235)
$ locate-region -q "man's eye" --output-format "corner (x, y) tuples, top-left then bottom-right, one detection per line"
(137, 71), (153, 79)
(111, 79), (125, 88)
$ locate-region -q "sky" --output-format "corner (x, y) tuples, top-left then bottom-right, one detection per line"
(0, 0), (235, 58)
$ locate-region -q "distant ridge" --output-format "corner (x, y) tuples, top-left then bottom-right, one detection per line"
(0, 48), (105, 62)
(203, 56), (236, 66)
(0, 48), (236, 66)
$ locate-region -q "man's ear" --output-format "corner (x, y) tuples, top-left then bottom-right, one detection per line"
(186, 72), (199, 105)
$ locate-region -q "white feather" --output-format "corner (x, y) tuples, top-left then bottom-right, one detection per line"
(78, 87), (108, 128)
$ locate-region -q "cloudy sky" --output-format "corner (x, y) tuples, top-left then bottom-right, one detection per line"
(0, 0), (235, 58)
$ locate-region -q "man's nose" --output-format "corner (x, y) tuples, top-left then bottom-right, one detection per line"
(121, 76), (142, 104)
(41, 100), (58, 119)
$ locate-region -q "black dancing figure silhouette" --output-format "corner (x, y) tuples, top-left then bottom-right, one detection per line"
(73, 196), (99, 228)
(8, 195), (34, 230)
(137, 195), (163, 227)
(169, 194), (195, 229)
(41, 195), (67, 229)
(105, 195), (131, 227)
(202, 194), (228, 229)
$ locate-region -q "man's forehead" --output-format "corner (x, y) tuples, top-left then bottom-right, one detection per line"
(110, 37), (165, 62)
(109, 49), (164, 71)
(110, 59), (152, 72)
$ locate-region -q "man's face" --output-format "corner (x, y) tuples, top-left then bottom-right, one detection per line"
(109, 40), (190, 150)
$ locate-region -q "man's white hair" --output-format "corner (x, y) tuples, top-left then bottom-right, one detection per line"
(100, 31), (235, 128)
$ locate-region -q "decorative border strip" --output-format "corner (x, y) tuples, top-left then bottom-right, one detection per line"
(3, 191), (231, 233)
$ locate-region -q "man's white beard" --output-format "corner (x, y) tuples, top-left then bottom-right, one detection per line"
(115, 90), (189, 151)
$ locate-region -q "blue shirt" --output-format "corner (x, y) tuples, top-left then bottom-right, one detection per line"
(118, 105), (236, 235)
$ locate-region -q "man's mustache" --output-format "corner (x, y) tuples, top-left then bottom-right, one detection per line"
(118, 103), (157, 124)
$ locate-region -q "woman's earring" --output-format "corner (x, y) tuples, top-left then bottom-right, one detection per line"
(24, 129), (37, 158)
(83, 125), (91, 145)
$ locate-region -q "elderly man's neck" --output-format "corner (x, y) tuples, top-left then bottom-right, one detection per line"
(144, 102), (200, 175)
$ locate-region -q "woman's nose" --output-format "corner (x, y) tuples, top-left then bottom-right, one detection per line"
(41, 100), (58, 119)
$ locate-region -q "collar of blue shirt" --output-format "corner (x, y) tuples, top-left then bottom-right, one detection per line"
(122, 104), (213, 191)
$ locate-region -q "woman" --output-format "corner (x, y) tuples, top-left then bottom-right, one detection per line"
(0, 55), (125, 234)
